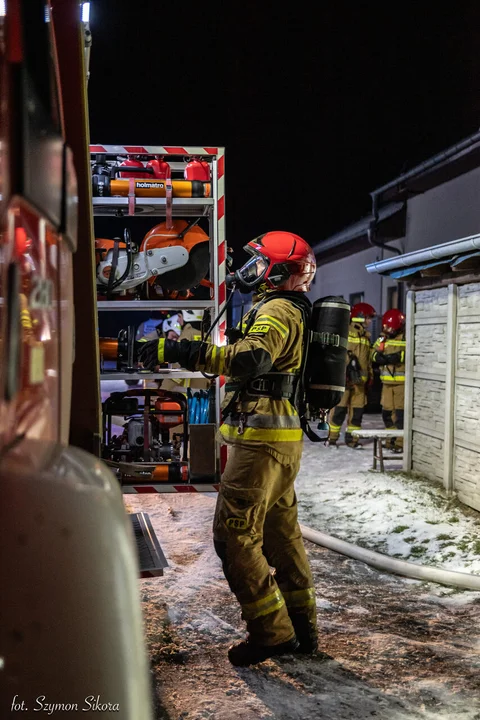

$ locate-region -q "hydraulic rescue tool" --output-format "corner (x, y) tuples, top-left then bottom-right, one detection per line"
(91, 154), (211, 198)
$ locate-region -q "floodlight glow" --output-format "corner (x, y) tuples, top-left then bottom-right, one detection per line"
(81, 2), (90, 23)
(0, 1), (6, 18)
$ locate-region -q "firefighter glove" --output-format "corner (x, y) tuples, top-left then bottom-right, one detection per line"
(136, 339), (161, 370)
(374, 350), (403, 365)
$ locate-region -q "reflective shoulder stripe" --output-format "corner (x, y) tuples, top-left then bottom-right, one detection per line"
(253, 314), (288, 339)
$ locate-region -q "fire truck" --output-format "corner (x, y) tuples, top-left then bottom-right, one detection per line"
(0, 2), (154, 716)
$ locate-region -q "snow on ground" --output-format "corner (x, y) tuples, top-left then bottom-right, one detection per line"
(297, 415), (480, 577)
(125, 420), (480, 719)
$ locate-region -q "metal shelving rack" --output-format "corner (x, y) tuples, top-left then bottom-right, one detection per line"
(91, 144), (227, 492)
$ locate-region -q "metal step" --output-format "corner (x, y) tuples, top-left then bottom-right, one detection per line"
(128, 512), (168, 578)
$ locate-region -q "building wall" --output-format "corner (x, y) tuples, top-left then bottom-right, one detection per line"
(406, 166), (480, 251)
(410, 288), (447, 486)
(314, 166), (480, 322)
(409, 282), (480, 513)
(309, 244), (404, 323)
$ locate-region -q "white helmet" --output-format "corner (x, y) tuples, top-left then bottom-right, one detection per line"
(181, 309), (204, 323)
(162, 314), (182, 337)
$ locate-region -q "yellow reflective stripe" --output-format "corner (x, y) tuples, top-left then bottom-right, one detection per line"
(351, 317), (365, 323)
(254, 314), (288, 339)
(241, 589), (285, 620)
(220, 425), (303, 442)
(348, 336), (370, 345)
(347, 425), (362, 432)
(282, 588), (315, 608)
(380, 375), (405, 382)
(210, 345), (225, 375)
(329, 423), (342, 432)
(157, 339), (165, 364)
(385, 340), (406, 347)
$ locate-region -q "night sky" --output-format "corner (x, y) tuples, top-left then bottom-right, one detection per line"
(88, 1), (480, 258)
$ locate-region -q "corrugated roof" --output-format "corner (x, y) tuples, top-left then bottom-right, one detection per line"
(366, 236), (480, 280)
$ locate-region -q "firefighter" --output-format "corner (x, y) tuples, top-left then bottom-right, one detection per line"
(372, 309), (406, 452)
(162, 314), (182, 341)
(138, 231), (318, 666)
(327, 302), (375, 448)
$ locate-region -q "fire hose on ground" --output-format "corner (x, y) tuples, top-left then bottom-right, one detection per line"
(203, 489), (480, 591)
(299, 524), (480, 592)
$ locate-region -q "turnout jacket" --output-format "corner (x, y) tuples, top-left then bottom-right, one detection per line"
(139, 296), (305, 462)
(347, 322), (372, 384)
(371, 332), (406, 385)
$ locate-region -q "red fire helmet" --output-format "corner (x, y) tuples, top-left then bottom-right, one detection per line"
(240, 231), (316, 292)
(382, 308), (405, 334)
(351, 302), (376, 322)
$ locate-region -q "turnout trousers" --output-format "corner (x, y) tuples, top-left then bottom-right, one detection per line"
(213, 444), (316, 646)
(381, 383), (405, 449)
(328, 383), (367, 443)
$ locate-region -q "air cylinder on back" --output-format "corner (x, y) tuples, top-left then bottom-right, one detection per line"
(306, 296), (350, 415)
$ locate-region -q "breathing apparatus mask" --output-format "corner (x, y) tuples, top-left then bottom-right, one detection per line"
(226, 245), (292, 294)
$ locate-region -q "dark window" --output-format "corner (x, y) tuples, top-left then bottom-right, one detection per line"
(387, 285), (399, 310)
(349, 291), (364, 306)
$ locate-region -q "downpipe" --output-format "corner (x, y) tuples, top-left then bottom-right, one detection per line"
(300, 524), (480, 591)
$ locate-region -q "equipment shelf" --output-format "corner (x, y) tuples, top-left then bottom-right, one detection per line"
(100, 371), (209, 381)
(93, 144), (227, 491)
(92, 197), (213, 217)
(97, 300), (215, 311)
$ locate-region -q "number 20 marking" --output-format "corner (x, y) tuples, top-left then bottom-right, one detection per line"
(29, 277), (54, 309)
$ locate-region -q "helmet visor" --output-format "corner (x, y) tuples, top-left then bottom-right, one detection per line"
(237, 252), (269, 287)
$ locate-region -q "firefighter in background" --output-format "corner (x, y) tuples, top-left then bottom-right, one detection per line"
(327, 302), (375, 448)
(372, 309), (406, 452)
(138, 232), (318, 667)
(162, 314), (182, 341)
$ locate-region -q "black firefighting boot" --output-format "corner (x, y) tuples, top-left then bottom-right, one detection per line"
(345, 432), (360, 449)
(228, 635), (300, 667)
(290, 613), (318, 655)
